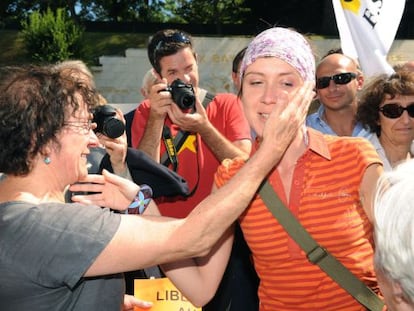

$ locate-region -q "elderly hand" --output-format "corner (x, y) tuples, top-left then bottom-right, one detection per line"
(69, 169), (139, 210)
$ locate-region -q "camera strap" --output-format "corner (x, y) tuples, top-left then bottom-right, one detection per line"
(160, 91), (215, 197)
(160, 91), (215, 169)
(161, 126), (179, 171)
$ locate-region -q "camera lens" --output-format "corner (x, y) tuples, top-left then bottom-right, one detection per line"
(101, 118), (125, 139)
(93, 105), (125, 139)
(169, 79), (196, 110)
(173, 90), (195, 109)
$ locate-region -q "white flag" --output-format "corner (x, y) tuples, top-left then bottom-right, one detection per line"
(332, 0), (405, 77)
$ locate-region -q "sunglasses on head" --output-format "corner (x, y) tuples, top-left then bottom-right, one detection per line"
(379, 103), (414, 119)
(153, 32), (191, 57)
(316, 72), (357, 89)
(156, 32), (191, 47)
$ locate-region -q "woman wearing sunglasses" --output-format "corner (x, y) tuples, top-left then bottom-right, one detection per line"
(356, 70), (414, 171)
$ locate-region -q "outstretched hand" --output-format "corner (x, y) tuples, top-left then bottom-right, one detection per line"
(69, 169), (139, 210)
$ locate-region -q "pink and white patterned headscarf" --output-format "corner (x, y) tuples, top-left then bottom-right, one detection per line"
(239, 27), (315, 83)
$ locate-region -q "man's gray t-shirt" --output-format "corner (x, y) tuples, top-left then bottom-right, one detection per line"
(0, 201), (122, 310)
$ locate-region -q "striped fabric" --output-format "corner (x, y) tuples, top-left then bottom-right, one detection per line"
(215, 129), (383, 311)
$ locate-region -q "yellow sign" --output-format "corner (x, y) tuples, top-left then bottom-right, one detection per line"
(340, 0), (361, 14)
(134, 278), (202, 311)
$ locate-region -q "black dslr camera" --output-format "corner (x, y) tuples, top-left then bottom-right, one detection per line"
(164, 79), (196, 110)
(92, 105), (125, 139)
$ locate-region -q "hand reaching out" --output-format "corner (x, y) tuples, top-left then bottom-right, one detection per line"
(69, 169), (139, 210)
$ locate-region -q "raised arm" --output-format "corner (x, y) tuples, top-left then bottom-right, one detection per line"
(70, 82), (314, 280)
(136, 79), (171, 161)
(196, 120), (251, 161)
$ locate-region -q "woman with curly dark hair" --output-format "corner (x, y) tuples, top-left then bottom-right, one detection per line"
(0, 64), (307, 310)
(356, 70), (414, 171)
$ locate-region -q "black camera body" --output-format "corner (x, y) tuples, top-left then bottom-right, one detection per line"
(165, 79), (196, 110)
(93, 105), (125, 139)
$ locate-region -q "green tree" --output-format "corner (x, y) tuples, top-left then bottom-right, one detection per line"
(1, 0), (79, 24)
(20, 8), (85, 63)
(3, 0), (412, 38)
(4, 0), (250, 24)
(171, 0), (250, 24)
(75, 0), (180, 22)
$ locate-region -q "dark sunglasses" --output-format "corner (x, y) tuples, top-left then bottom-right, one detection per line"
(379, 103), (414, 118)
(316, 72), (357, 89)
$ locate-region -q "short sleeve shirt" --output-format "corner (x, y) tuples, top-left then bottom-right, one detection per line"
(0, 201), (122, 311)
(131, 92), (251, 218)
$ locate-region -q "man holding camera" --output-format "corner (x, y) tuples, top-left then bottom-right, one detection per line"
(130, 29), (256, 310)
(131, 29), (251, 217)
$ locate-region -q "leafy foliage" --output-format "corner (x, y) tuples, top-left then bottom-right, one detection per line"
(74, 0), (180, 22)
(171, 0), (250, 24)
(1, 0), (78, 24)
(20, 8), (85, 63)
(2, 0), (251, 24)
(1, 0), (413, 38)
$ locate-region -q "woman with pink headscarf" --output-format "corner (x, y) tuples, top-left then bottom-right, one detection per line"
(213, 27), (383, 310)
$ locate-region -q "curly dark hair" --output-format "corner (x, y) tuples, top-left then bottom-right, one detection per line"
(0, 65), (98, 176)
(147, 29), (195, 75)
(356, 70), (414, 137)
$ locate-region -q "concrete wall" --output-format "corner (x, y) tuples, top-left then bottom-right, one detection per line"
(92, 36), (414, 113)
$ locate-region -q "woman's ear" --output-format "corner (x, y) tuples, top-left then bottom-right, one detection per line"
(40, 143), (53, 158)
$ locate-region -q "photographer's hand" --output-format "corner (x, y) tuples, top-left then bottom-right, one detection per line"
(169, 95), (251, 161)
(98, 108), (129, 178)
(168, 97), (208, 133)
(138, 78), (172, 161)
(148, 78), (173, 119)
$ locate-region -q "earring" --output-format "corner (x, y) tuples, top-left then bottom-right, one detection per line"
(44, 157), (51, 165)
